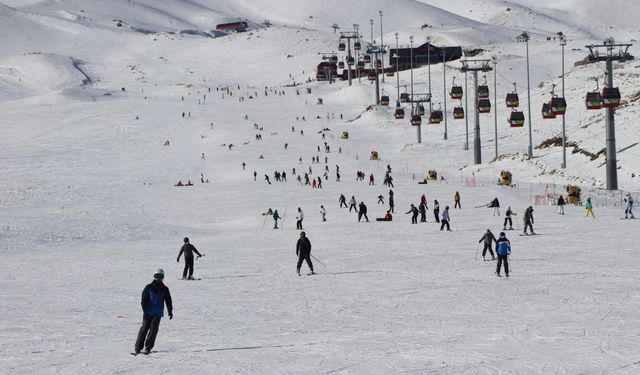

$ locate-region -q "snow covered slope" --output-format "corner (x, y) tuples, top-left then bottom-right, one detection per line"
(1, 0), (640, 373)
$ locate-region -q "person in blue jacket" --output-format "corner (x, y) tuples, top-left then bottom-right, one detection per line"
(134, 268), (173, 355)
(495, 232), (511, 277)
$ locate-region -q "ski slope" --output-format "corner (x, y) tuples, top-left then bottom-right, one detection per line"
(1, 0), (640, 373)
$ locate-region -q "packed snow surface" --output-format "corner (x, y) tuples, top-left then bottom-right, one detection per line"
(1, 0), (640, 373)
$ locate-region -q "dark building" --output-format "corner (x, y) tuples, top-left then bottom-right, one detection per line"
(388, 43), (463, 71)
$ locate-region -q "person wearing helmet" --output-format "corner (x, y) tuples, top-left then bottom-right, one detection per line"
(177, 237), (203, 280)
(495, 232), (511, 277)
(134, 268), (173, 355)
(296, 231), (314, 276)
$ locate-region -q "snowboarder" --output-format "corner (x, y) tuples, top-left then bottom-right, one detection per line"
(406, 204), (419, 224)
(177, 237), (203, 280)
(557, 195), (566, 215)
(357, 202), (369, 222)
(488, 197), (500, 216)
(296, 231), (314, 276)
(454, 191), (461, 209)
(349, 196), (357, 212)
(376, 210), (393, 221)
(624, 193), (635, 219)
(273, 209), (281, 229)
(134, 268), (173, 355)
(339, 194), (347, 208)
(419, 201), (427, 222)
(478, 229), (497, 261)
(440, 206), (451, 231)
(504, 206), (514, 230)
(495, 232), (511, 277)
(377, 195), (385, 204)
(433, 199), (440, 223)
(296, 207), (304, 230)
(523, 206), (535, 235)
(320, 205), (327, 222)
(584, 197), (595, 218)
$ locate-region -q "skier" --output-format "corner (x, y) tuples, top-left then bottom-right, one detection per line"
(440, 206), (451, 231)
(296, 207), (304, 230)
(339, 194), (347, 208)
(584, 197), (595, 218)
(503, 206), (514, 230)
(253, 171), (257, 181)
(557, 195), (566, 215)
(273, 209), (281, 229)
(454, 191), (461, 209)
(320, 205), (327, 222)
(369, 174), (375, 185)
(406, 204), (418, 224)
(177, 237), (203, 280)
(134, 268), (173, 355)
(478, 229), (497, 261)
(296, 231), (314, 276)
(624, 193), (635, 219)
(357, 202), (369, 222)
(349, 196), (357, 212)
(433, 199), (440, 223)
(242, 162), (246, 170)
(377, 195), (385, 204)
(265, 175), (271, 184)
(523, 206), (535, 235)
(489, 197), (500, 216)
(419, 201), (427, 223)
(495, 232), (511, 277)
(389, 190), (395, 213)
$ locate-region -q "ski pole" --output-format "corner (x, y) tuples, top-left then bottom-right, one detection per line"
(281, 205), (288, 229)
(261, 213), (268, 230)
(311, 254), (326, 267)
(475, 245), (480, 261)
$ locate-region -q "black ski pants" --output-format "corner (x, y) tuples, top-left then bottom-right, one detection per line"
(454, 201), (461, 209)
(433, 209), (440, 223)
(182, 256), (194, 278)
(358, 212), (369, 222)
(297, 252), (314, 272)
(482, 243), (495, 258)
(503, 217), (513, 229)
(524, 221), (533, 234)
(349, 204), (357, 212)
(496, 255), (509, 276)
(389, 202), (395, 213)
(135, 316), (161, 352)
(340, 201), (347, 208)
(411, 213), (418, 224)
(296, 219), (303, 230)
(440, 219), (450, 231)
(420, 211), (426, 222)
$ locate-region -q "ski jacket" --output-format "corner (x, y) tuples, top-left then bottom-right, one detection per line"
(454, 193), (460, 202)
(496, 237), (511, 256)
(479, 231), (497, 245)
(524, 208), (534, 224)
(557, 196), (565, 206)
(625, 196), (634, 209)
(296, 237), (311, 256)
(505, 208), (513, 217)
(141, 280), (173, 318)
(349, 197), (356, 205)
(489, 198), (499, 208)
(419, 203), (426, 213)
(178, 243), (201, 260)
(358, 203), (367, 214)
(585, 200), (593, 209)
(434, 202), (440, 211)
(296, 210), (304, 220)
(406, 206), (418, 215)
(441, 209), (450, 221)
(273, 211), (281, 220)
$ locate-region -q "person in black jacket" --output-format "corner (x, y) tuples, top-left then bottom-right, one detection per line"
(134, 268), (173, 355)
(419, 202), (427, 223)
(478, 229), (497, 261)
(406, 204), (419, 224)
(357, 202), (369, 222)
(296, 231), (314, 276)
(177, 237), (203, 280)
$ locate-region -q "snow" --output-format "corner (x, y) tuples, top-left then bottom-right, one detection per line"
(1, 0), (640, 373)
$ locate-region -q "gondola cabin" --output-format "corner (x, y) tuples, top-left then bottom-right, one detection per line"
(453, 106), (464, 119)
(380, 95), (390, 105)
(338, 42), (346, 51)
(429, 110), (443, 124)
(375, 59), (382, 68)
(364, 55), (371, 64)
(400, 93), (410, 103)
(385, 68), (395, 77)
(416, 104), (425, 116)
(477, 85), (489, 99)
(509, 110), (525, 127)
(411, 114), (422, 126)
(450, 85), (463, 100)
(505, 92), (519, 108)
(550, 97), (567, 115)
(338, 61), (345, 69)
(542, 102), (556, 119)
(347, 56), (355, 66)
(354, 41), (362, 51)
(368, 71), (377, 81)
(357, 61), (365, 69)
(601, 87), (621, 108)
(478, 99), (491, 113)
(585, 91), (602, 110)
(330, 55), (338, 63)
(394, 108), (405, 119)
